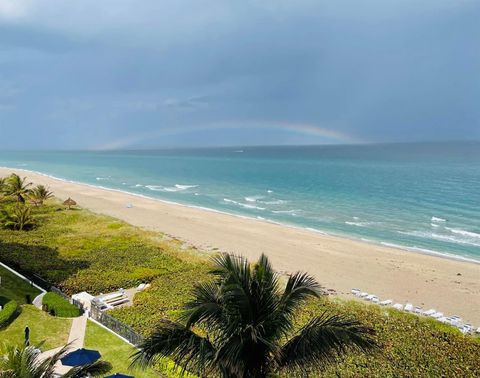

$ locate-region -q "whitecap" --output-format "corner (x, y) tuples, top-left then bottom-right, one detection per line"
(145, 185), (164, 191)
(175, 184), (199, 190)
(399, 230), (480, 247)
(238, 203), (266, 210)
(245, 195), (264, 202)
(345, 221), (373, 227)
(261, 199), (286, 205)
(134, 184), (143, 187)
(431, 216), (446, 222)
(272, 209), (300, 215)
(446, 227), (480, 239)
(267, 190), (273, 193)
(96, 177), (109, 181)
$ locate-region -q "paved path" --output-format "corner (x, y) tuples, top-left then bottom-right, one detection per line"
(38, 314), (88, 375)
(32, 292), (45, 309)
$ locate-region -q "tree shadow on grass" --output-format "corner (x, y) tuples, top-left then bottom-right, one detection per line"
(0, 241), (91, 294)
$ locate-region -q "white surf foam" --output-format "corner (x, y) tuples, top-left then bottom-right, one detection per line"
(431, 216), (446, 222)
(446, 227), (480, 239)
(399, 230), (480, 247)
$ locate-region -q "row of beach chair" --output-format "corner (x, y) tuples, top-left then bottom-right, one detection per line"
(351, 288), (480, 335)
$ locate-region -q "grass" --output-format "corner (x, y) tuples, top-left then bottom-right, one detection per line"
(1, 196), (480, 376)
(0, 265), (41, 304)
(0, 199), (209, 296)
(0, 305), (72, 351)
(84, 320), (171, 378)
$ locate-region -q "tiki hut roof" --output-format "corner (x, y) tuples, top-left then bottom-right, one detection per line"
(63, 197), (77, 206)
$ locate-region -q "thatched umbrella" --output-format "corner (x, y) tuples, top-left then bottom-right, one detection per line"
(63, 197), (77, 209)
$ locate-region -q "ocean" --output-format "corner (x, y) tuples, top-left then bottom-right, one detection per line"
(1, 142), (479, 262)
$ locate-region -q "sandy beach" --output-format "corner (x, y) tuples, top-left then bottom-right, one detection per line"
(1, 167), (479, 325)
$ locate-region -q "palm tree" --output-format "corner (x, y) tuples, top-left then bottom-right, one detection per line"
(2, 204), (35, 231)
(133, 254), (377, 377)
(30, 185), (53, 206)
(4, 174), (32, 203)
(0, 344), (111, 377)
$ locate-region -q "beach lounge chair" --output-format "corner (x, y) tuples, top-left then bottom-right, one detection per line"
(476, 327), (480, 334)
(371, 297), (379, 303)
(351, 288), (361, 295)
(414, 306), (422, 314)
(422, 309), (436, 316)
(404, 303), (414, 312)
(365, 294), (376, 301)
(460, 324), (472, 334)
(379, 299), (392, 306)
(438, 316), (449, 323)
(431, 312), (444, 319)
(359, 292), (368, 298)
(392, 303), (404, 310)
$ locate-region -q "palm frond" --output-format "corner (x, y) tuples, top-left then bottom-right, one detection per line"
(132, 320), (216, 376)
(183, 281), (224, 330)
(277, 312), (377, 375)
(63, 360), (113, 377)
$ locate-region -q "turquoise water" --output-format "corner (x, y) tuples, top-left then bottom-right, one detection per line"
(1, 143), (479, 262)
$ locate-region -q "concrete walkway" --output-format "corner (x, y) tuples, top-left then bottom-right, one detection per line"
(38, 314), (89, 375)
(32, 292), (45, 309)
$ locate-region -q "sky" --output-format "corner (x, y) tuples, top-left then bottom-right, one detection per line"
(0, 0), (479, 150)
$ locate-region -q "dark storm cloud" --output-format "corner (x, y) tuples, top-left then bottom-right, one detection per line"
(0, 0), (478, 149)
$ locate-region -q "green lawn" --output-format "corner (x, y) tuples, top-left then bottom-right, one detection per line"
(0, 305), (71, 351)
(84, 320), (169, 378)
(0, 265), (41, 304)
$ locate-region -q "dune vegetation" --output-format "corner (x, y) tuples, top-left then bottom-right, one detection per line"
(0, 183), (479, 377)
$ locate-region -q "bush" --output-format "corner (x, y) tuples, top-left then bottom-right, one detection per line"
(42, 292), (80, 318)
(0, 296), (19, 328)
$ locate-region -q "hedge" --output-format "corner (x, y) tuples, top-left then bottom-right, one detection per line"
(0, 296), (19, 328)
(42, 292), (80, 318)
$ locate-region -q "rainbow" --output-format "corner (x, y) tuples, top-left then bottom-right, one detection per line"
(94, 121), (360, 150)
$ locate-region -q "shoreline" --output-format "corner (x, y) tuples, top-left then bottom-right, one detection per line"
(3, 166), (478, 266)
(1, 166), (480, 325)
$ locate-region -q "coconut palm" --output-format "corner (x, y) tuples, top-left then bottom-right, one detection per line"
(30, 185), (53, 206)
(0, 344), (111, 377)
(133, 254), (377, 377)
(2, 204), (35, 231)
(4, 174), (32, 203)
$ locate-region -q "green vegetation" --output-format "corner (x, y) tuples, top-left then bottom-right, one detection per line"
(0, 297), (19, 329)
(1, 203), (36, 231)
(84, 320), (164, 378)
(30, 184), (54, 206)
(0, 265), (41, 304)
(0, 198), (209, 296)
(0, 343), (111, 377)
(42, 292), (81, 318)
(134, 254), (376, 378)
(2, 174), (32, 203)
(0, 186), (479, 376)
(0, 305), (71, 351)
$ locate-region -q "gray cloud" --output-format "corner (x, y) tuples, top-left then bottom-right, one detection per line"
(0, 0), (478, 149)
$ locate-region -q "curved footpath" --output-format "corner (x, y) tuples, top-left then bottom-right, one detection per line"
(1, 168), (479, 325)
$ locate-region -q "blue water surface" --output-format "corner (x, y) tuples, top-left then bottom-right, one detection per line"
(1, 142), (479, 261)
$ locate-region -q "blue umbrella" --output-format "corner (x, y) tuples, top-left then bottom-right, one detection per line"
(60, 348), (101, 366)
(105, 374), (135, 378)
